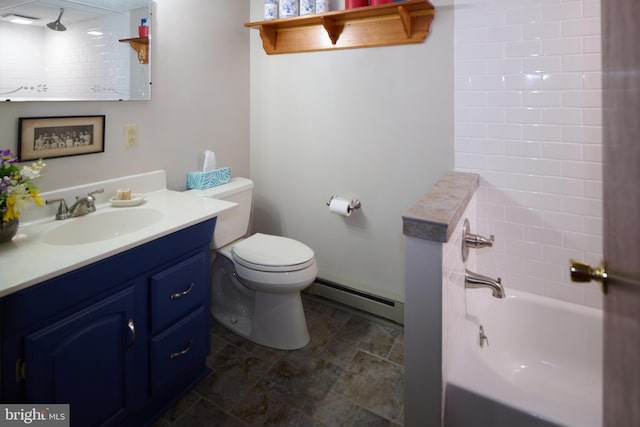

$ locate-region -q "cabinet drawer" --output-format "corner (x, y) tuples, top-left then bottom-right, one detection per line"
(150, 307), (208, 395)
(151, 252), (208, 334)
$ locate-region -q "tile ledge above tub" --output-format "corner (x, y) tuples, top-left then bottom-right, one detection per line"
(402, 171), (479, 243)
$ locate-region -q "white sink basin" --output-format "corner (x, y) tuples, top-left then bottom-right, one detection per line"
(43, 208), (163, 245)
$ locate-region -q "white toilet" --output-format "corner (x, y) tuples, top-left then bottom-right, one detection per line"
(191, 178), (317, 350)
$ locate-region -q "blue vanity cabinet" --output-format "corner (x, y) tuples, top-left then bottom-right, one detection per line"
(0, 219), (216, 427)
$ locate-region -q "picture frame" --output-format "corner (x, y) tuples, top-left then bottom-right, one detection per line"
(18, 115), (106, 161)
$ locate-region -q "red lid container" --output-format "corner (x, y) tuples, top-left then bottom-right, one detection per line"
(370, 0), (394, 4)
(345, 0), (368, 8)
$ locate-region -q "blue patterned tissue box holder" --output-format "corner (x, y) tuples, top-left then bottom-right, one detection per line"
(187, 167), (231, 190)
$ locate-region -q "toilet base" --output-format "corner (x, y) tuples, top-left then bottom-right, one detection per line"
(212, 291), (310, 350)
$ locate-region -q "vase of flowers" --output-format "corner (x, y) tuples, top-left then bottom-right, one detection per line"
(0, 149), (45, 243)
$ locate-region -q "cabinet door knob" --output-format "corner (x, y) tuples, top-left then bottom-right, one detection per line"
(127, 318), (136, 351)
(170, 282), (195, 300)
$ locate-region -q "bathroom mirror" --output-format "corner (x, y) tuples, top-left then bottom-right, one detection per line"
(0, 0), (151, 101)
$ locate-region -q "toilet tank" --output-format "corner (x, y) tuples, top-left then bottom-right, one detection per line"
(189, 177), (254, 249)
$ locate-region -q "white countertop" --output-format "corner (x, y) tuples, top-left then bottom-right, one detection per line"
(0, 172), (236, 298)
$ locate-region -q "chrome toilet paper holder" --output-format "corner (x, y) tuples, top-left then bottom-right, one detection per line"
(326, 195), (362, 210)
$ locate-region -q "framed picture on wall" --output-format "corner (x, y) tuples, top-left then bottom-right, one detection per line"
(18, 115), (106, 161)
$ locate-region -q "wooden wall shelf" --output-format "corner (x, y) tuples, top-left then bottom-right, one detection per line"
(245, 0), (435, 55)
(119, 37), (149, 64)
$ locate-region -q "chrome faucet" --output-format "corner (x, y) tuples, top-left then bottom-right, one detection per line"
(465, 269), (505, 299)
(45, 189), (104, 220)
(462, 218), (495, 261)
(465, 232), (495, 250)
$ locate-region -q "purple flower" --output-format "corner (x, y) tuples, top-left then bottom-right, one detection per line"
(0, 149), (17, 164)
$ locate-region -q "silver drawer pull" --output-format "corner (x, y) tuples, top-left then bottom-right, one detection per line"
(169, 340), (193, 359)
(170, 282), (194, 300)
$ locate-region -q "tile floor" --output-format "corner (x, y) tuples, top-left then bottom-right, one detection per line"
(152, 294), (405, 426)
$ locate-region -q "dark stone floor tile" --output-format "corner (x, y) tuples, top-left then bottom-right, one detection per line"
(261, 350), (344, 412)
(335, 316), (402, 358)
(388, 341), (405, 366)
(210, 319), (288, 364)
(231, 382), (321, 427)
(302, 294), (330, 316)
(318, 336), (360, 369)
(149, 415), (172, 427)
(333, 351), (404, 421)
(153, 390), (200, 424)
(321, 304), (353, 326)
(208, 337), (229, 366)
(196, 344), (272, 411)
(310, 391), (360, 426)
(301, 311), (349, 355)
(397, 406), (405, 425)
(350, 407), (402, 427)
(173, 399), (248, 427)
(162, 297), (404, 427)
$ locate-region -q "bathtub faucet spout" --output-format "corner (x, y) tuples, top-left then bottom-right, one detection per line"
(465, 270), (505, 299)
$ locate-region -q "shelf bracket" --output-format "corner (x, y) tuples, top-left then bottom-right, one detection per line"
(260, 25), (278, 51)
(321, 16), (344, 45)
(119, 37), (149, 64)
(398, 5), (412, 38)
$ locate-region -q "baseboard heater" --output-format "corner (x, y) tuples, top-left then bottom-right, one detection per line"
(306, 278), (404, 325)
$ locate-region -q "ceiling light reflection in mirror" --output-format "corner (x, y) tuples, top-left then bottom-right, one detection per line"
(0, 0), (151, 101)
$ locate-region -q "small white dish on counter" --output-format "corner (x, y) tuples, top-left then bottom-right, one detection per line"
(110, 194), (146, 207)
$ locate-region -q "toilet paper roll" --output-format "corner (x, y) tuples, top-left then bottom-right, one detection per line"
(329, 197), (352, 217)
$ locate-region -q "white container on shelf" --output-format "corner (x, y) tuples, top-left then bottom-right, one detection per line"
(300, 0), (315, 15)
(264, 0), (278, 20)
(316, 0), (330, 13)
(279, 0), (299, 17)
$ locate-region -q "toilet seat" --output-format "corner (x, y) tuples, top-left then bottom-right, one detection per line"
(231, 233), (315, 273)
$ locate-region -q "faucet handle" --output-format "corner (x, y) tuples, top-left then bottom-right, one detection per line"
(88, 188), (104, 198)
(82, 188), (104, 214)
(45, 198), (71, 220)
(462, 218), (495, 262)
(465, 233), (495, 249)
(85, 189), (105, 208)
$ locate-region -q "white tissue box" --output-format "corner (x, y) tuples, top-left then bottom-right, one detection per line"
(187, 167), (231, 190)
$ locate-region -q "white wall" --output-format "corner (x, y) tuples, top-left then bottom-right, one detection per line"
(454, 0), (603, 308)
(249, 0), (455, 303)
(404, 194), (476, 426)
(0, 0), (250, 192)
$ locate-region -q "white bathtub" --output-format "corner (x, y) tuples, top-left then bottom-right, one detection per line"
(446, 288), (603, 427)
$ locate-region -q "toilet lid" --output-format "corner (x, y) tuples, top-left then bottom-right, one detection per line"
(231, 233), (315, 272)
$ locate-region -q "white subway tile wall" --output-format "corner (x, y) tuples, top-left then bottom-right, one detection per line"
(0, 13), (129, 100)
(454, 0), (603, 308)
(442, 195), (477, 389)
